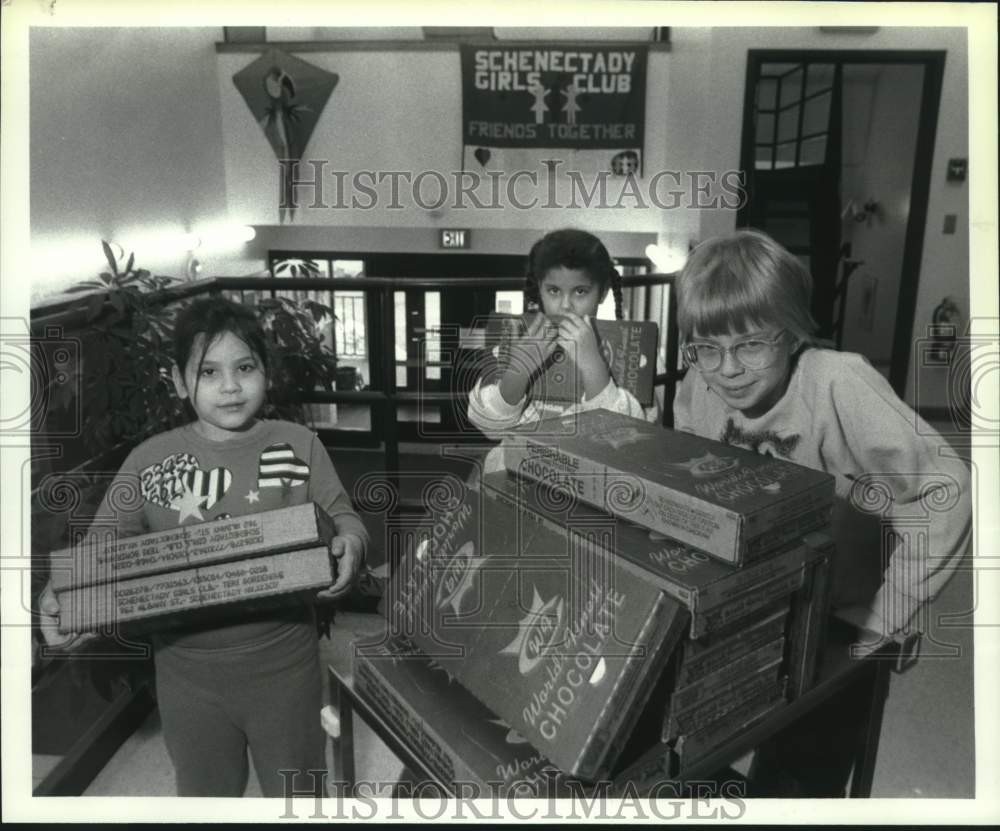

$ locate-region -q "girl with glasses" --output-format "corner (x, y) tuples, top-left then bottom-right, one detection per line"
(673, 229), (971, 797)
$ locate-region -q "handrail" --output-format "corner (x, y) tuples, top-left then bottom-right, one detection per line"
(30, 273), (678, 330)
(31, 271), (682, 482)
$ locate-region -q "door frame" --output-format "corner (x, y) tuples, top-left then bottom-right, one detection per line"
(738, 49), (946, 396)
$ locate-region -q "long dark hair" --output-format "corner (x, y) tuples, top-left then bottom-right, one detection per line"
(524, 228), (624, 319)
(173, 296), (270, 404)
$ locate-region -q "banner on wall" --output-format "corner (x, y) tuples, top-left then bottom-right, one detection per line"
(232, 48), (339, 223)
(460, 44), (648, 177)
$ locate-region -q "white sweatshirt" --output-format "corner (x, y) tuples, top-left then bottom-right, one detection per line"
(673, 347), (972, 638)
(467, 375), (654, 475)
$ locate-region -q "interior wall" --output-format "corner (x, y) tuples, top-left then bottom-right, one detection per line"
(29, 28), (232, 300)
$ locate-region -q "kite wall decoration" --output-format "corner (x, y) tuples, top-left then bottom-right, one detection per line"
(232, 49), (339, 223)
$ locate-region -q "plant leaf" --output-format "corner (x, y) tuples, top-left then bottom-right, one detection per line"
(101, 241), (119, 278)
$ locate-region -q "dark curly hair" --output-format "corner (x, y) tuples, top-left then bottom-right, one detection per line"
(523, 228), (624, 319)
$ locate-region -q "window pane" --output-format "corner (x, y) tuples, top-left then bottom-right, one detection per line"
(272, 257), (329, 277)
(495, 290), (524, 314)
(778, 105), (800, 143)
(774, 141), (797, 169)
(756, 111), (775, 142)
(393, 292), (407, 361)
(425, 291), (441, 380)
(805, 63), (835, 95)
(756, 78), (777, 111)
(800, 135), (827, 166)
(399, 404), (441, 424)
(333, 291), (367, 358)
(331, 259), (364, 278)
(394, 290), (407, 388)
(755, 145), (774, 170)
(305, 403), (372, 431)
(780, 67), (803, 108)
(803, 92), (831, 136)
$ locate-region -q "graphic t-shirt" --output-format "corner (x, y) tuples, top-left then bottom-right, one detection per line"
(93, 419), (368, 649)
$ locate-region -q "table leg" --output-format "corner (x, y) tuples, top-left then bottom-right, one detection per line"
(849, 660), (892, 797)
(331, 676), (356, 797)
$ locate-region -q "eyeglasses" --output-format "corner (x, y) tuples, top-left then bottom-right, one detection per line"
(682, 331), (788, 372)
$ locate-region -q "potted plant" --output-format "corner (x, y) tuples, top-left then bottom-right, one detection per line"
(47, 242), (339, 455)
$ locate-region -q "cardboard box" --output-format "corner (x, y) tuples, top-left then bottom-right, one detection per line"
(674, 678), (788, 771)
(670, 636), (786, 713)
(49, 504), (335, 592)
(485, 313), (659, 406)
(614, 677), (790, 782)
(664, 660), (784, 740)
(353, 633), (562, 796)
(694, 570), (804, 637)
(389, 480), (690, 781)
(483, 472), (823, 638)
(503, 410), (834, 564)
(56, 546), (334, 633)
(677, 605), (789, 685)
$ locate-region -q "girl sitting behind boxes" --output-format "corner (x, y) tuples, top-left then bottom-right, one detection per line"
(673, 228), (971, 796)
(468, 228), (656, 476)
(39, 296), (368, 798)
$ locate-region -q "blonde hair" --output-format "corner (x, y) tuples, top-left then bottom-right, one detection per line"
(677, 229), (818, 343)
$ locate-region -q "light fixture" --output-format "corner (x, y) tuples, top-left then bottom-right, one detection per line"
(180, 233), (202, 252)
(192, 224), (257, 253)
(818, 27), (880, 35)
(645, 243), (688, 273)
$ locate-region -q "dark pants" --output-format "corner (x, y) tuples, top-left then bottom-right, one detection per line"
(155, 622), (326, 797)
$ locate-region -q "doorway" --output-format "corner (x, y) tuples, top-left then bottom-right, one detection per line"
(738, 50), (945, 395)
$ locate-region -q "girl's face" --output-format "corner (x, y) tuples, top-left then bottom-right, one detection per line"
(172, 330), (267, 440)
(688, 326), (797, 419)
(538, 267), (607, 318)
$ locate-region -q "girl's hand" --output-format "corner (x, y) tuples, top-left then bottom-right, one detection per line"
(555, 313), (611, 399)
(38, 581), (96, 652)
(316, 534), (364, 601)
(498, 313), (559, 405)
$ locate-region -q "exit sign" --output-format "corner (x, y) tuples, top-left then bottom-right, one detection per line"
(439, 229), (471, 249)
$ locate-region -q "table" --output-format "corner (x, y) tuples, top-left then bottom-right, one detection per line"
(327, 616), (906, 799)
